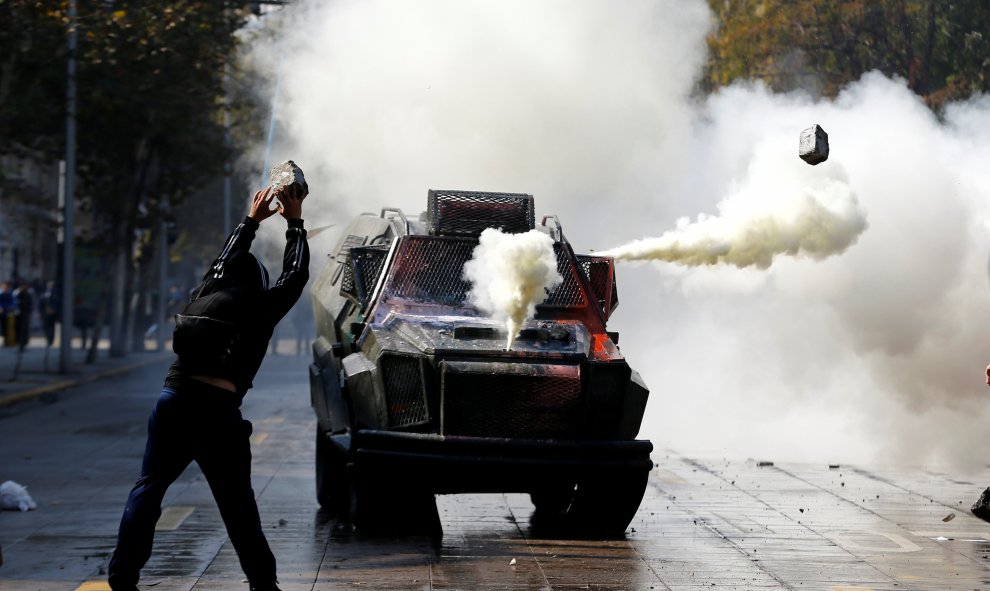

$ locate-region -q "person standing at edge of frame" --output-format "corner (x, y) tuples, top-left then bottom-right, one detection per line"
(107, 180), (311, 591)
(972, 365), (990, 521)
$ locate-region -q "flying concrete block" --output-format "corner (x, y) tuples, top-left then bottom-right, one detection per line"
(799, 124), (829, 165)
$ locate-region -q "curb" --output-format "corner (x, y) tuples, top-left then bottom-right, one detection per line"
(0, 353), (171, 410)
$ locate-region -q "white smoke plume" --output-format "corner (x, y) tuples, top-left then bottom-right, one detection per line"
(241, 1), (990, 468)
(463, 228), (563, 349)
(597, 166), (868, 268)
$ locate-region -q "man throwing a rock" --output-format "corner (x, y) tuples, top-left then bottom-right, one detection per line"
(108, 178), (310, 591)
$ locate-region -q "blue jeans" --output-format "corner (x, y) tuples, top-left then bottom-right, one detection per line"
(108, 380), (276, 589)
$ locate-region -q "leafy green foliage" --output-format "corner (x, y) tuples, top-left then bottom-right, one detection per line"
(0, 1), (266, 355)
(0, 1), (255, 242)
(704, 0), (990, 109)
(0, 1), (69, 155)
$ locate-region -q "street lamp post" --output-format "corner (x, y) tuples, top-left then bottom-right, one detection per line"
(223, 61), (233, 235)
(60, 0), (77, 374)
(156, 201), (169, 352)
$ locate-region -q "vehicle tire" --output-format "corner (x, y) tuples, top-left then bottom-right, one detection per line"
(529, 481), (576, 534)
(315, 427), (349, 515)
(349, 468), (441, 537)
(348, 470), (384, 532)
(563, 470), (649, 539)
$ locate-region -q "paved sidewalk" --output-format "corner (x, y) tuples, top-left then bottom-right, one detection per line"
(0, 336), (172, 410)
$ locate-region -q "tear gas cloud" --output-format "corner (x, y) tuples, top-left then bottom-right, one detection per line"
(463, 228), (563, 349)
(597, 161), (868, 269)
(243, 0), (990, 467)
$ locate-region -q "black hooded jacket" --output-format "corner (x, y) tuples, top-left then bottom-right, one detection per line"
(167, 216), (309, 397)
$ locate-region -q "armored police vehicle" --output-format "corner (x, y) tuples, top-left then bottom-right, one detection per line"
(309, 190), (653, 537)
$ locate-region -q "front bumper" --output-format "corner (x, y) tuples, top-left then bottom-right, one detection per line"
(341, 429), (654, 494)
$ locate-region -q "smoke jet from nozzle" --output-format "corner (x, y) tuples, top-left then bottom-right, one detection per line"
(464, 228), (563, 349)
(598, 174), (868, 269)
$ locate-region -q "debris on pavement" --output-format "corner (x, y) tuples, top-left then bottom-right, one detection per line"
(0, 480), (37, 511)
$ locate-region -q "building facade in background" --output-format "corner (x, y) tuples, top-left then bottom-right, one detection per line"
(0, 153), (60, 284)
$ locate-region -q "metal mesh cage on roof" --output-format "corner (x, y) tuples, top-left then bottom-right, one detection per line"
(427, 190), (535, 237)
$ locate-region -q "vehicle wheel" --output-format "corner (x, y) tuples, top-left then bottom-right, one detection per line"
(349, 468), (441, 538)
(348, 470), (384, 532)
(563, 471), (649, 539)
(315, 427), (349, 515)
(529, 481), (576, 534)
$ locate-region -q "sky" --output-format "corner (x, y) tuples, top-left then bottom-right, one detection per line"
(240, 0), (990, 467)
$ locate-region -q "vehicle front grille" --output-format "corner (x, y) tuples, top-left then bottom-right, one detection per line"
(350, 244), (390, 308)
(384, 237), (589, 310)
(386, 237), (475, 305)
(380, 354), (429, 428)
(441, 361), (582, 439)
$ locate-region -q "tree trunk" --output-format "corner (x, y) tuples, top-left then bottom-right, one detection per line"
(85, 290), (110, 364)
(109, 244), (128, 358)
(126, 285), (140, 353)
(129, 256), (151, 352)
(917, 0), (936, 97)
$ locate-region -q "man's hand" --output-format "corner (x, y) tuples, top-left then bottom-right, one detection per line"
(248, 187), (278, 222)
(277, 182), (306, 220)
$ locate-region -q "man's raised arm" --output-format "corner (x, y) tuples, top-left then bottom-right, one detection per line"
(267, 183), (310, 320)
(204, 187), (278, 283)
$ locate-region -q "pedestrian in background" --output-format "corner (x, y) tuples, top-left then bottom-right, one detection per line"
(973, 367), (990, 520)
(12, 278), (33, 350)
(39, 280), (58, 345)
(9, 278), (34, 380)
(39, 280), (59, 369)
(0, 281), (13, 347)
(107, 181), (310, 591)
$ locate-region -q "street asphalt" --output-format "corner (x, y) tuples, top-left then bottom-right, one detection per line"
(0, 336), (172, 413)
(6, 337), (990, 589)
